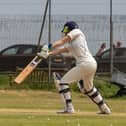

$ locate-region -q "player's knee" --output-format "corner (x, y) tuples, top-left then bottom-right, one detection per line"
(84, 87), (97, 96)
(53, 72), (70, 93)
(59, 83), (70, 94)
(53, 72), (61, 90)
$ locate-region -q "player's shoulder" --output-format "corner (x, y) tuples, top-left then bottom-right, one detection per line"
(67, 28), (86, 41)
(68, 29), (83, 38)
(70, 29), (82, 34)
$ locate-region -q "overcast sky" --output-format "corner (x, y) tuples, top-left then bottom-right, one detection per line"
(0, 0), (126, 15)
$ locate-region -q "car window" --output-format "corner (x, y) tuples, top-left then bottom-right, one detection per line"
(101, 49), (118, 59)
(115, 49), (126, 57)
(123, 50), (126, 57)
(22, 48), (33, 54)
(2, 47), (19, 55)
(101, 51), (110, 59)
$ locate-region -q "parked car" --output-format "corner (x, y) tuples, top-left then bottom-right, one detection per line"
(0, 44), (75, 72)
(95, 47), (126, 73)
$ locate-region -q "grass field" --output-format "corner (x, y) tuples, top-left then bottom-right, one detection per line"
(0, 90), (126, 126)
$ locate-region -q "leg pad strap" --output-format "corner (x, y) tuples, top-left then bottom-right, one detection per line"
(85, 87), (104, 107)
(59, 88), (70, 94)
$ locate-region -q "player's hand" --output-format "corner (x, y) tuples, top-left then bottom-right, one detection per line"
(37, 45), (49, 59)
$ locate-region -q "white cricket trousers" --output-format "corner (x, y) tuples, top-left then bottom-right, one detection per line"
(61, 62), (97, 91)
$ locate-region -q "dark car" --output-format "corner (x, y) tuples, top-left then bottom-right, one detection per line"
(0, 44), (75, 72)
(95, 47), (126, 73)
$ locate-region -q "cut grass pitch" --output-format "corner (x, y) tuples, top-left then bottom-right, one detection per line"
(0, 90), (125, 126)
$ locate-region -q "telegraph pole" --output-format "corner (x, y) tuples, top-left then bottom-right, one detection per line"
(110, 0), (114, 76)
(48, 0), (51, 86)
(37, 0), (49, 51)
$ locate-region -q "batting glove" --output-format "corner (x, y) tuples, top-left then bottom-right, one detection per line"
(37, 45), (49, 59)
(48, 43), (52, 50)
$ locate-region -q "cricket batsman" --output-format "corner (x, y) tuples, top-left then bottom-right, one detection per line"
(37, 21), (111, 114)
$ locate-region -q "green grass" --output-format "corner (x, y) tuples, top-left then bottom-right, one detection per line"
(0, 114), (125, 126)
(94, 76), (120, 97)
(0, 90), (125, 126)
(0, 73), (120, 97)
(0, 73), (126, 125)
(0, 74), (9, 86)
(0, 73), (122, 99)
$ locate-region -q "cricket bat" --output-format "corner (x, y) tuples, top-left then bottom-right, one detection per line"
(14, 56), (42, 84)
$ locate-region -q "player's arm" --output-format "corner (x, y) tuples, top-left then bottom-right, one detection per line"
(49, 35), (71, 56)
(37, 35), (71, 58)
(52, 35), (71, 48)
(49, 47), (69, 56)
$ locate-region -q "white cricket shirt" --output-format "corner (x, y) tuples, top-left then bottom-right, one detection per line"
(67, 29), (96, 64)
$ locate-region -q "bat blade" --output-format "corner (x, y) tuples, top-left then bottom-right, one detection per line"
(14, 56), (42, 84)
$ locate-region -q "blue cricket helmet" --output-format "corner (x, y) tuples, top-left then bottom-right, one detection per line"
(61, 21), (79, 34)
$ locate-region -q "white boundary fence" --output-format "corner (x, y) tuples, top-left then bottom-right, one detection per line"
(0, 15), (126, 55)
